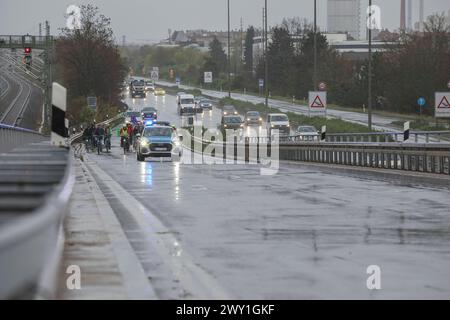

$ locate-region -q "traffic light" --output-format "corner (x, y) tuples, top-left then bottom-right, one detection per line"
(24, 47), (31, 55)
(23, 55), (32, 70)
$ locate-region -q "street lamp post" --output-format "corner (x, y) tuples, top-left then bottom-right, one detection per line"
(368, 0), (373, 130)
(264, 0), (268, 107)
(313, 0), (317, 91)
(227, 0), (231, 98)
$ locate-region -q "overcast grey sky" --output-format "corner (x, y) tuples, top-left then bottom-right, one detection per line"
(0, 0), (449, 43)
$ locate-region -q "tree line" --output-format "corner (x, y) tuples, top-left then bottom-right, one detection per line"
(126, 13), (449, 116)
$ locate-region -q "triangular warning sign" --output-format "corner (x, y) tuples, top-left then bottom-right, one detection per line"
(437, 96), (450, 109)
(311, 95), (325, 108)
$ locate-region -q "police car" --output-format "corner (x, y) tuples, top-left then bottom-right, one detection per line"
(136, 120), (183, 161)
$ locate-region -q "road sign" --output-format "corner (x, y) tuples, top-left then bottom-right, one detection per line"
(204, 71), (213, 83)
(258, 79), (264, 88)
(87, 96), (97, 110)
(417, 97), (426, 107)
(152, 66), (159, 72)
(318, 81), (327, 91)
(308, 91), (327, 117)
(176, 77), (181, 86)
(435, 92), (450, 118)
(151, 70), (159, 81)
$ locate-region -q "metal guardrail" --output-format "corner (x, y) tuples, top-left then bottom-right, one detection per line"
(246, 131), (450, 144)
(279, 141), (450, 175)
(0, 123), (45, 153)
(185, 134), (450, 175)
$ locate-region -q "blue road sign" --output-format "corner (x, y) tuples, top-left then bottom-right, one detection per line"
(258, 79), (264, 87)
(176, 77), (181, 85)
(417, 97), (426, 106)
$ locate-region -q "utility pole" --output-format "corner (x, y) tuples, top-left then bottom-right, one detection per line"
(43, 20), (53, 132)
(227, 0), (231, 98)
(38, 23), (42, 37)
(264, 0), (268, 107)
(368, 0), (373, 130)
(240, 17), (243, 63)
(313, 0), (317, 91)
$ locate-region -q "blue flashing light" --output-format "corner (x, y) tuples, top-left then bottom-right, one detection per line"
(145, 120), (154, 127)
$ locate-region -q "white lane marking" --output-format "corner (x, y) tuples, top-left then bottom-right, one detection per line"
(85, 159), (230, 300)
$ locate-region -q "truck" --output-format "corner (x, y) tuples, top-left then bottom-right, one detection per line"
(177, 94), (196, 116)
(130, 79), (146, 98)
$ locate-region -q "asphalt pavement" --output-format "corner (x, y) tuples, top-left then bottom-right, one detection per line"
(77, 92), (450, 299)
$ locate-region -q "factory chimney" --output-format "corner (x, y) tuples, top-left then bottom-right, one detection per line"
(400, 0), (406, 31)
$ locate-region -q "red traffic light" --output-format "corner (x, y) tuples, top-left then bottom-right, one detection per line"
(24, 47), (31, 54)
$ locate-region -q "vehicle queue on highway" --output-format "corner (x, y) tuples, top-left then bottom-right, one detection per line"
(92, 76), (315, 162)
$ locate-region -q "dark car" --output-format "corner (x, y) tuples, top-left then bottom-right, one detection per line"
(141, 107), (157, 120)
(199, 99), (213, 110)
(245, 111), (262, 126)
(221, 115), (244, 130)
(222, 105), (238, 116)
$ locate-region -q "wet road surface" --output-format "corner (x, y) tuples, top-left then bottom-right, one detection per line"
(83, 92), (450, 299)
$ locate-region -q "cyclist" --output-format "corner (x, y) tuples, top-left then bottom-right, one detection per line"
(120, 124), (129, 148)
(127, 122), (133, 148)
(104, 125), (112, 151)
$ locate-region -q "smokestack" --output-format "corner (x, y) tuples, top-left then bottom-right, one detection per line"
(400, 0), (406, 31)
(419, 0), (424, 31)
(407, 0), (412, 31)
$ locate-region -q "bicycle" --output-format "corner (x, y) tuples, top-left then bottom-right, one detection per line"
(104, 135), (111, 153)
(96, 135), (104, 155)
(122, 136), (130, 155)
(83, 137), (91, 153)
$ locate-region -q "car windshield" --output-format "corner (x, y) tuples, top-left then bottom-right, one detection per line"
(224, 117), (242, 123)
(143, 127), (173, 137)
(181, 98), (194, 104)
(271, 115), (288, 122)
(201, 100), (211, 104)
(298, 126), (316, 132)
(247, 112), (259, 117)
(223, 106), (235, 111)
(142, 108), (156, 113)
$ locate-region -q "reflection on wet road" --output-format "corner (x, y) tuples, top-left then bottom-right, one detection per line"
(85, 92), (450, 299)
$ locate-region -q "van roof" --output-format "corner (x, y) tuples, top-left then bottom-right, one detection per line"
(268, 113), (288, 116)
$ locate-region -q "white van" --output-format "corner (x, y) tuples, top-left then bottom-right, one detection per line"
(266, 113), (290, 136)
(176, 92), (186, 104)
(177, 94), (196, 116)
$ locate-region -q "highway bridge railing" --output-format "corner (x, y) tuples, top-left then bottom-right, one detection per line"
(0, 123), (46, 153)
(0, 113), (123, 299)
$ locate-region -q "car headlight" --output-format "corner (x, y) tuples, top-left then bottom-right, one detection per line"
(172, 138), (180, 146)
(140, 139), (149, 147)
(287, 124), (290, 127)
(224, 124), (227, 128)
(259, 118), (262, 121)
(271, 124), (274, 128)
